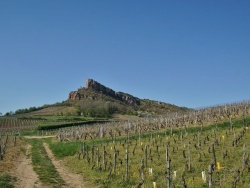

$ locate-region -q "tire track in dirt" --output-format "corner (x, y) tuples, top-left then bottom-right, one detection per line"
(43, 142), (92, 188)
(11, 144), (45, 188)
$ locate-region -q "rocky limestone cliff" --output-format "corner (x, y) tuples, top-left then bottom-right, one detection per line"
(68, 91), (82, 100)
(68, 79), (140, 106)
(85, 79), (116, 96)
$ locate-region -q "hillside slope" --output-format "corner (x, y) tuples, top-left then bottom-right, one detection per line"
(22, 78), (188, 117)
(66, 79), (188, 116)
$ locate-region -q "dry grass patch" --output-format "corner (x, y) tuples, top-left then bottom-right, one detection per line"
(0, 136), (26, 173)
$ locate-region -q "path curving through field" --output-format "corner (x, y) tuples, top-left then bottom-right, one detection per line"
(43, 142), (91, 188)
(11, 135), (95, 187)
(11, 144), (45, 188)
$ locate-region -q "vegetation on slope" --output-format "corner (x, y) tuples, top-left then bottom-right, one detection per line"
(48, 117), (250, 188)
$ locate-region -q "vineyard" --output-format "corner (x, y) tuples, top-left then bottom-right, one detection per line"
(0, 118), (43, 133)
(0, 116), (108, 134)
(0, 129), (26, 188)
(0, 101), (250, 187)
(56, 120), (250, 188)
(47, 101), (250, 187)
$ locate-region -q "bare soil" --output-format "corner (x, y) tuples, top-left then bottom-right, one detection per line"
(1, 136), (95, 188)
(24, 135), (56, 139)
(10, 144), (45, 188)
(43, 142), (93, 188)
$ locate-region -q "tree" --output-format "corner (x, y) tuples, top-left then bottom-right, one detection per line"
(0, 112), (2, 116)
(5, 111), (14, 116)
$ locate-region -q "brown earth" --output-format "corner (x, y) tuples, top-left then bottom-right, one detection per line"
(1, 135), (95, 188)
(10, 144), (45, 188)
(0, 137), (21, 173)
(0, 136), (44, 188)
(43, 142), (93, 188)
(24, 135), (56, 139)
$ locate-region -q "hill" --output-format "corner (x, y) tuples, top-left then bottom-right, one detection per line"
(66, 78), (188, 117)
(18, 78), (189, 117)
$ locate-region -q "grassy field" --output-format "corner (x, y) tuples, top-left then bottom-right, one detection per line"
(47, 117), (250, 188)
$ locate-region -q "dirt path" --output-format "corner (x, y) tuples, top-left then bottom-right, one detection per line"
(11, 144), (45, 188)
(24, 135), (56, 139)
(43, 142), (91, 188)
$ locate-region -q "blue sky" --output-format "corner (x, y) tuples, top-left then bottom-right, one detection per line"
(0, 1), (250, 114)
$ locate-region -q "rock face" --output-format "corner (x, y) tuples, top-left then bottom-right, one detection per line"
(68, 79), (140, 106)
(68, 91), (82, 100)
(85, 79), (116, 96)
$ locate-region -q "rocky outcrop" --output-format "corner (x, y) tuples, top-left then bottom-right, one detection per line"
(85, 79), (116, 96)
(85, 79), (140, 105)
(116, 92), (140, 106)
(68, 79), (140, 106)
(68, 91), (82, 100)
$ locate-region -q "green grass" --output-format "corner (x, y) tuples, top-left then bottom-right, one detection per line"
(22, 130), (41, 136)
(20, 146), (26, 155)
(27, 138), (65, 187)
(0, 174), (15, 188)
(47, 139), (79, 159)
(47, 117), (250, 187)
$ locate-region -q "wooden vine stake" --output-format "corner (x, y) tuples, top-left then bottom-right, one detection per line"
(242, 144), (247, 171)
(125, 143), (129, 181)
(182, 174), (187, 188)
(188, 141), (191, 171)
(103, 146), (106, 170)
(166, 143), (171, 188)
(13, 136), (16, 146)
(200, 122), (203, 132)
(232, 169), (240, 188)
(230, 116), (233, 130)
(91, 146), (94, 163)
(197, 131), (200, 148)
(208, 164), (213, 188)
(139, 128), (141, 145)
(180, 131), (183, 146)
(144, 145), (148, 167)
(212, 144), (216, 167)
(96, 147), (100, 168)
(0, 145), (2, 160)
(138, 158), (145, 187)
(113, 148), (117, 173)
